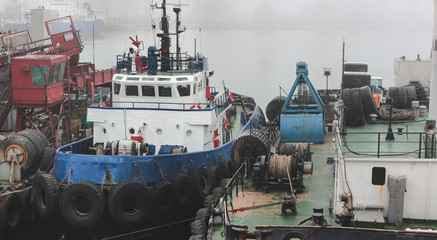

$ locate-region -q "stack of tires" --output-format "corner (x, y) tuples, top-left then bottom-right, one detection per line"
(29, 161), (235, 233)
(0, 130), (52, 237)
(388, 86), (418, 109)
(0, 129), (50, 178)
(342, 86), (379, 126)
(190, 178), (230, 240)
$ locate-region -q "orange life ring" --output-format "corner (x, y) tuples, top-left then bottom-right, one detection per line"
(223, 118), (228, 129)
(189, 104), (202, 110)
(97, 101), (106, 107)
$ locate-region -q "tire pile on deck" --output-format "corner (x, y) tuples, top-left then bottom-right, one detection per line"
(342, 86), (379, 126)
(0, 129), (53, 237)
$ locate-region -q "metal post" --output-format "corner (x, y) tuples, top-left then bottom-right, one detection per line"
(419, 133), (422, 158)
(377, 133), (380, 158)
(386, 102), (395, 140)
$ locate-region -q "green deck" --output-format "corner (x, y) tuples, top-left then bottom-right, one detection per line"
(212, 118), (437, 239)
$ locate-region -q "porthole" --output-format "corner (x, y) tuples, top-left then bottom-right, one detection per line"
(156, 128), (163, 135)
(186, 130), (192, 137)
(129, 128), (135, 134)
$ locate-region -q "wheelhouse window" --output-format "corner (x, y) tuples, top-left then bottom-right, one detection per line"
(193, 83), (197, 95)
(58, 62), (66, 82)
(126, 85), (139, 96)
(47, 65), (55, 85)
(142, 86), (155, 96)
(31, 65), (48, 86)
(177, 84), (190, 97)
(177, 77), (188, 81)
(114, 75), (123, 80)
(126, 77), (140, 81)
(158, 78), (171, 82)
(158, 86), (172, 97)
(141, 77), (154, 81)
(113, 83), (121, 95)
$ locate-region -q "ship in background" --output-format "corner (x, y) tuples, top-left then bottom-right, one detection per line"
(1, 0), (103, 36)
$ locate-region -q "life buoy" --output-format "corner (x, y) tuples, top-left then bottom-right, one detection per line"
(223, 118), (228, 129)
(59, 180), (105, 228)
(97, 101), (106, 107)
(228, 91), (233, 102)
(107, 180), (152, 226)
(189, 104), (202, 110)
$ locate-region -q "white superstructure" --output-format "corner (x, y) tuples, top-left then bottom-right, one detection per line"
(88, 70), (231, 153)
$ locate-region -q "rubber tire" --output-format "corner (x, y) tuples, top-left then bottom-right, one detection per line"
(39, 147), (55, 173)
(342, 88), (353, 126)
(266, 96), (287, 122)
(59, 180), (105, 228)
(278, 143), (296, 156)
(195, 207), (212, 226)
(190, 167), (212, 198)
(351, 88), (365, 126)
(151, 181), (179, 220)
(219, 178), (231, 188)
(221, 160), (233, 178)
(360, 86), (379, 118)
(388, 87), (399, 108)
(171, 174), (195, 207)
(0, 194), (23, 230)
(406, 86), (417, 105)
(107, 180), (152, 227)
(0, 134), (38, 178)
(16, 129), (48, 161)
(190, 234), (205, 240)
(398, 87), (408, 109)
(212, 187), (224, 196)
(207, 166), (224, 189)
(230, 128), (270, 164)
(190, 220), (206, 236)
(203, 193), (219, 208)
(281, 231), (306, 240)
(257, 107), (267, 127)
(34, 173), (60, 220)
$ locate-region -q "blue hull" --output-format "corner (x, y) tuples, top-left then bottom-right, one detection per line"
(54, 102), (263, 185)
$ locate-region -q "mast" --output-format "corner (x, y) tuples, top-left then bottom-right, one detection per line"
(158, 0), (171, 71)
(429, 2), (437, 121)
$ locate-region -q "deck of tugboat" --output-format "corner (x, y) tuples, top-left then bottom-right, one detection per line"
(117, 69), (202, 76)
(212, 119), (437, 239)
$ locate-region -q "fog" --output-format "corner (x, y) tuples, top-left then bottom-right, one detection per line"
(1, 0), (435, 108)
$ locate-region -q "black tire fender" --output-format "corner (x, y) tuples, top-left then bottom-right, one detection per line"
(207, 166), (224, 189)
(190, 167), (212, 198)
(59, 180), (104, 228)
(107, 180), (152, 226)
(151, 181), (179, 219)
(281, 231), (306, 240)
(34, 173), (60, 219)
(230, 129), (270, 164)
(195, 207), (212, 226)
(190, 219), (206, 236)
(266, 95), (287, 122)
(0, 194), (23, 229)
(171, 174), (195, 207)
(39, 147), (55, 173)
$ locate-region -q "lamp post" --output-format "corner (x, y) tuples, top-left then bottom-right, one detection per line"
(323, 68), (331, 103)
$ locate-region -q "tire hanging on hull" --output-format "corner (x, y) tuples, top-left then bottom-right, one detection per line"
(59, 180), (105, 228)
(107, 180), (152, 227)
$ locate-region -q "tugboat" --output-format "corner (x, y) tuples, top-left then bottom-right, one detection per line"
(30, 0), (267, 236)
